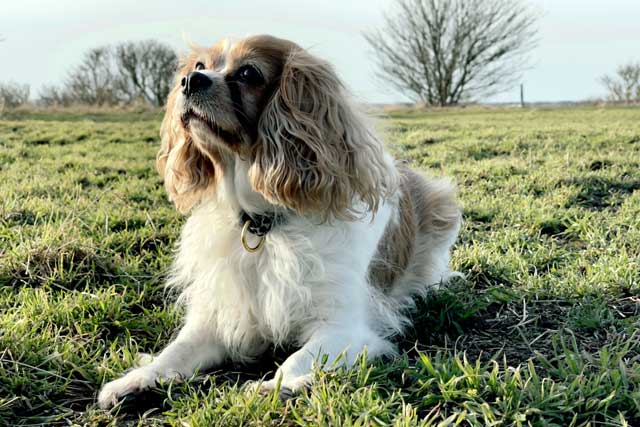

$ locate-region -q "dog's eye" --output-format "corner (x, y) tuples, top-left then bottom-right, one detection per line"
(236, 65), (263, 85)
(195, 62), (205, 71)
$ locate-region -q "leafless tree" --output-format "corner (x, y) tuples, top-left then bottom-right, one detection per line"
(600, 62), (640, 104)
(38, 41), (177, 107)
(0, 82), (30, 108)
(37, 85), (73, 107)
(114, 40), (178, 106)
(65, 47), (122, 106)
(364, 0), (538, 106)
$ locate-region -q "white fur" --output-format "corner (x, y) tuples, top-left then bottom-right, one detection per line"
(98, 33), (462, 405)
(98, 150), (459, 409)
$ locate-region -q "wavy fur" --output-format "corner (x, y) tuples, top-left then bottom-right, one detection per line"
(156, 59), (223, 213)
(97, 35), (461, 409)
(250, 48), (397, 221)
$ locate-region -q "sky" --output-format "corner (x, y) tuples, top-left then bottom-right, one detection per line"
(1, 0), (639, 104)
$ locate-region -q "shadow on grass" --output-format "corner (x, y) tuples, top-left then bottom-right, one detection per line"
(564, 176), (640, 210)
(110, 279), (510, 418)
(465, 145), (510, 161)
(100, 280), (639, 421)
(113, 348), (294, 418)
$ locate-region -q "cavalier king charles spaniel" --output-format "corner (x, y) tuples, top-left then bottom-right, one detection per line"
(98, 35), (461, 409)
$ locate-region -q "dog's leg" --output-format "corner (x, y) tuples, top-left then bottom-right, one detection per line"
(248, 205), (397, 399)
(253, 321), (393, 399)
(98, 318), (225, 409)
(251, 273), (394, 398)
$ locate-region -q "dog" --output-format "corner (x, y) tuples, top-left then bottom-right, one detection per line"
(98, 34), (461, 409)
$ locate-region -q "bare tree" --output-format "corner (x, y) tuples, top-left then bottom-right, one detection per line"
(65, 47), (122, 106)
(0, 82), (30, 108)
(114, 40), (178, 106)
(600, 62), (640, 104)
(37, 85), (73, 107)
(38, 40), (178, 107)
(364, 0), (538, 106)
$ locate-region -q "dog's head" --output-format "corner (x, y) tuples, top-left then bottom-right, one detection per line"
(158, 35), (395, 220)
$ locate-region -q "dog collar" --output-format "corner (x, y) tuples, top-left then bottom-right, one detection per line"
(239, 210), (286, 253)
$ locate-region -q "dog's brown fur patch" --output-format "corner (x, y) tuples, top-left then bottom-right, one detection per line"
(368, 167), (461, 290)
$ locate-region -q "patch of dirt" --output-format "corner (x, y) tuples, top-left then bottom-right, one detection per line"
(3, 209), (38, 226)
(588, 160), (612, 171)
(399, 289), (640, 368)
(538, 219), (568, 237)
(3, 244), (118, 288)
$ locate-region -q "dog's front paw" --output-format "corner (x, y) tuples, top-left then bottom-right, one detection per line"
(249, 379), (294, 400)
(246, 374), (312, 401)
(136, 352), (154, 366)
(97, 367), (157, 409)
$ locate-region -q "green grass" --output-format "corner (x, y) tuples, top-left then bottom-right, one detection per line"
(1, 106), (640, 426)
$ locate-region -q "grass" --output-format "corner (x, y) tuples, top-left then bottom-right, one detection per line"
(1, 106), (639, 426)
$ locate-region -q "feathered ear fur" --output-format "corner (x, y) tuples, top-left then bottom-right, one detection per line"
(156, 86), (220, 213)
(250, 49), (397, 221)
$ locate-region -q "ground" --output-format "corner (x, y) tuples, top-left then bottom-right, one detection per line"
(1, 106), (639, 426)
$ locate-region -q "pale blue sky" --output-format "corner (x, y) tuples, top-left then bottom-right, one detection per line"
(1, 0), (639, 104)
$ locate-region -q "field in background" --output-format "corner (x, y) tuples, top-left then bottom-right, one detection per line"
(1, 107), (640, 426)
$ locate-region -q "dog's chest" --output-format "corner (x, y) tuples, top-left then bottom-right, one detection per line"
(234, 240), (318, 342)
(179, 209), (322, 344)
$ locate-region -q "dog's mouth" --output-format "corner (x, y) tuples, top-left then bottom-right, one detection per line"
(181, 109), (242, 146)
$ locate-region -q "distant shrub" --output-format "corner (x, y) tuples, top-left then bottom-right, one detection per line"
(0, 82), (30, 108)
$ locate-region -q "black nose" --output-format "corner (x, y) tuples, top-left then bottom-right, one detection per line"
(182, 72), (212, 96)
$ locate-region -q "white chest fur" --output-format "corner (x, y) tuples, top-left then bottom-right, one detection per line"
(168, 193), (394, 361)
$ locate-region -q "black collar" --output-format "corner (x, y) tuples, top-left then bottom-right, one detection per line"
(239, 210), (286, 237)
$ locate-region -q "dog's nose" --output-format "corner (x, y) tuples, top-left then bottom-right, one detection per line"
(182, 72), (212, 96)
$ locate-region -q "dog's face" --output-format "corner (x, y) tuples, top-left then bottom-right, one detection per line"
(158, 35), (394, 219)
(175, 36), (293, 153)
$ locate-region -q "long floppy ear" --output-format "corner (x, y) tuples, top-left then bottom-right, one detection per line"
(250, 49), (397, 221)
(156, 86), (220, 213)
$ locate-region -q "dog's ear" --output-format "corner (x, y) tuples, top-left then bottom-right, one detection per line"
(156, 86), (219, 213)
(249, 49), (396, 221)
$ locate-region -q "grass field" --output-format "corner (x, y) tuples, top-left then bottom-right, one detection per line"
(1, 106), (640, 426)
